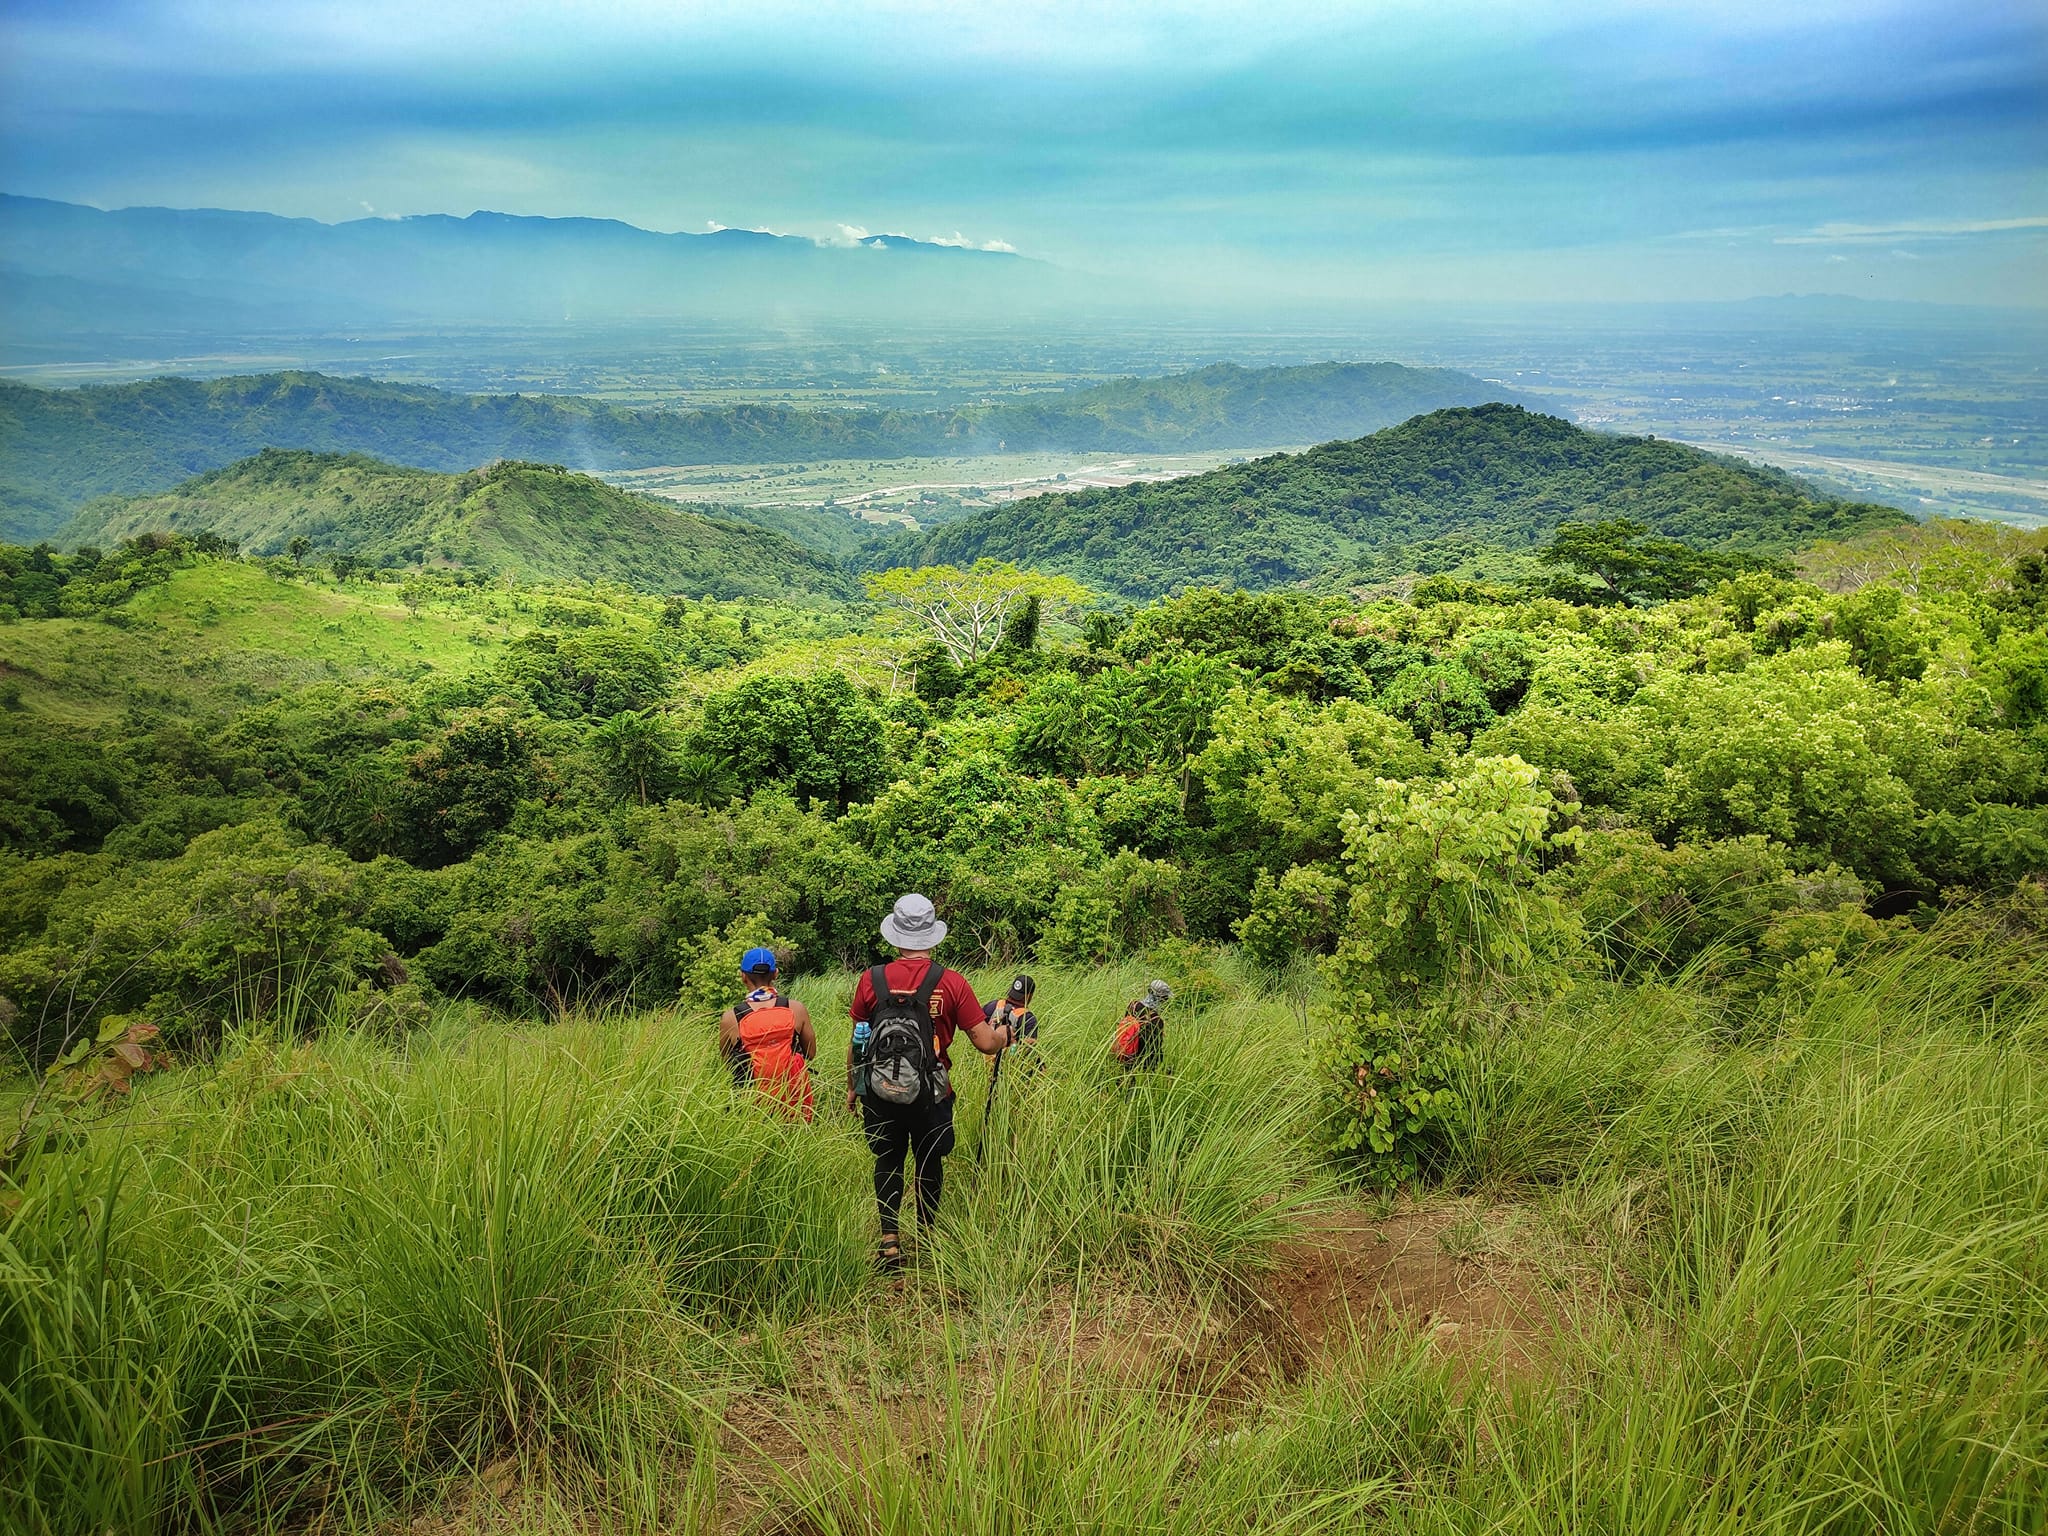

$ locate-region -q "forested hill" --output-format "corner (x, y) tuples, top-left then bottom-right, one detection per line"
(65, 450), (856, 599)
(0, 361), (1518, 539)
(884, 405), (1914, 597)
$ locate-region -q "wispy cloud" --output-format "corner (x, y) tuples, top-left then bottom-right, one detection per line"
(1775, 215), (2048, 244)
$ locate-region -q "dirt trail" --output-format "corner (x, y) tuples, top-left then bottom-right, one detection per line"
(393, 1198), (1567, 1532)
(1263, 1200), (1561, 1384)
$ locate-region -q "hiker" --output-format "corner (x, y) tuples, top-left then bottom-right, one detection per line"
(982, 974), (1039, 1058)
(847, 893), (1017, 1268)
(1111, 979), (1171, 1071)
(720, 947), (816, 1120)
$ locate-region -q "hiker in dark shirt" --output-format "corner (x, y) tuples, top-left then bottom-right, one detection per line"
(982, 974), (1039, 1062)
(1111, 979), (1171, 1071)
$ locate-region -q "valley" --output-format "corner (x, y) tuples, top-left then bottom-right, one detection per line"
(7, 2), (2047, 1529)
(604, 446), (1267, 527)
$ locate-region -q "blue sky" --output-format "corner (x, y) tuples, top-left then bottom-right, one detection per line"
(2, 0), (2043, 305)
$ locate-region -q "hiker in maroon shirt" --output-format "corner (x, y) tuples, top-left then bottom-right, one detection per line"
(847, 893), (1015, 1269)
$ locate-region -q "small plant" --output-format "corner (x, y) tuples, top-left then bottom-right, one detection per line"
(4, 1013), (173, 1171)
(47, 1013), (174, 1099)
(1316, 1002), (1465, 1184)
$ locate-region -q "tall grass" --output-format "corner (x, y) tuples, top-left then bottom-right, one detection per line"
(0, 959), (1324, 1532)
(935, 959), (1330, 1295)
(0, 1012), (866, 1532)
(771, 926), (2045, 1535)
(7, 934), (2039, 1532)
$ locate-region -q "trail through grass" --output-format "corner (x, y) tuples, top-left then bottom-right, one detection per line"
(4, 937), (2044, 1533)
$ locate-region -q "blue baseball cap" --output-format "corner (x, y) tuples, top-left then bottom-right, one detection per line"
(740, 947), (778, 975)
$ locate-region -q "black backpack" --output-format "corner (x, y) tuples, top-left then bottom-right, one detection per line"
(860, 963), (945, 1108)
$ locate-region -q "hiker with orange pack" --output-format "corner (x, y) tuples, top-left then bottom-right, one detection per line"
(720, 947), (816, 1120)
(1111, 979), (1171, 1072)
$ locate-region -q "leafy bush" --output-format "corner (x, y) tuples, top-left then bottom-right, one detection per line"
(1317, 756), (1574, 1183)
(0, 819), (389, 1060)
(1235, 863), (1347, 971)
(690, 669), (886, 812)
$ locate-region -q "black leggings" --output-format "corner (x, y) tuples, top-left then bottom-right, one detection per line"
(862, 1094), (956, 1232)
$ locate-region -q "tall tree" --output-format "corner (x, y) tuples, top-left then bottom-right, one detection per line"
(864, 561), (1087, 667)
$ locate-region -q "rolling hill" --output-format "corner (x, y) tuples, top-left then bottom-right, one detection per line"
(0, 362), (1522, 539)
(880, 405), (1915, 597)
(64, 450), (856, 600)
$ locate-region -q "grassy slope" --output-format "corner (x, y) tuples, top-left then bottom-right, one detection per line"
(889, 404), (1915, 597)
(5, 931), (2042, 1533)
(64, 450), (858, 598)
(0, 361), (1522, 537)
(0, 561), (524, 725)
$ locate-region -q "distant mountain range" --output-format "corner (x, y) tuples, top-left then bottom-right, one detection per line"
(0, 361), (1525, 540)
(0, 194), (1055, 340)
(66, 450), (854, 600)
(884, 405), (1913, 597)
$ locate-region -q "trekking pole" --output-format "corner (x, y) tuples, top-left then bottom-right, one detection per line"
(977, 1029), (1006, 1167)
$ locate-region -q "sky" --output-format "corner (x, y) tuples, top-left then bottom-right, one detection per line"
(2, 0), (2044, 307)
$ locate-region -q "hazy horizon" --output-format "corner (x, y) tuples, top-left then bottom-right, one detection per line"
(4, 0), (2043, 310)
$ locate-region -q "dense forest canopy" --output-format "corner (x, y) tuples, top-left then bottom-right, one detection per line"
(0, 361), (1519, 538)
(60, 449), (856, 599)
(5, 513), (2040, 1065)
(888, 405), (1912, 597)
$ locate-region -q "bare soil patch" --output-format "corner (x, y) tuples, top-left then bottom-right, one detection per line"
(1262, 1197), (1564, 1385)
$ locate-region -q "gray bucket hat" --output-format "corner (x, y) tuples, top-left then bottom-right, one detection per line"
(880, 892), (948, 950)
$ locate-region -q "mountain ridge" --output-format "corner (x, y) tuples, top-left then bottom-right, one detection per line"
(63, 449), (856, 600)
(0, 360), (1526, 539)
(881, 404), (1914, 597)
(0, 193), (1051, 342)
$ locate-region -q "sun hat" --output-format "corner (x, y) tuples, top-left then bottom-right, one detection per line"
(880, 892), (948, 950)
(740, 946), (778, 975)
(1145, 979), (1171, 1005)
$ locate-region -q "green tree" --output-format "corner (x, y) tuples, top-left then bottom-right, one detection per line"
(1539, 518), (1773, 606)
(396, 707), (543, 866)
(1318, 756), (1576, 1184)
(590, 710), (678, 806)
(1377, 661), (1495, 740)
(691, 670), (886, 813)
(865, 561), (1088, 667)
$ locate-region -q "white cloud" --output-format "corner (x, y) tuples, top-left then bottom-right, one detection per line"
(1775, 216), (2048, 245)
(925, 230), (1018, 251)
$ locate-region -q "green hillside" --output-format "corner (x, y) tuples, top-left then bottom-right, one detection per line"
(65, 449), (856, 599)
(0, 361), (1520, 537)
(885, 405), (1914, 597)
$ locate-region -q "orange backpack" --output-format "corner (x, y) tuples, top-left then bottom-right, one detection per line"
(1112, 1011), (1146, 1062)
(733, 993), (814, 1120)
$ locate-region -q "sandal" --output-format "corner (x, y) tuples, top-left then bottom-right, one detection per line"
(877, 1234), (904, 1271)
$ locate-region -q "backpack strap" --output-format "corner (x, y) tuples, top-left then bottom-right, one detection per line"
(910, 962), (946, 1012)
(869, 963), (895, 1008)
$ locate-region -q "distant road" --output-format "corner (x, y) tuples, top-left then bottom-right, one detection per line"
(1675, 439), (2048, 528)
